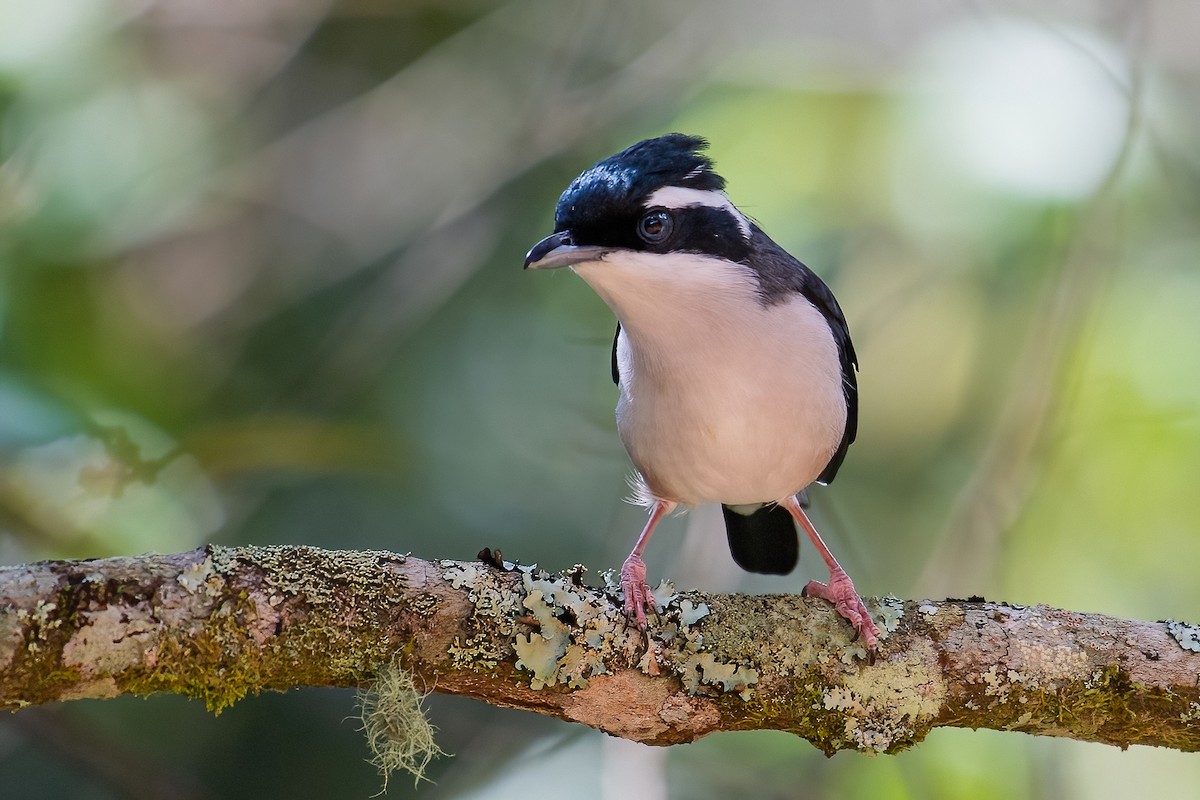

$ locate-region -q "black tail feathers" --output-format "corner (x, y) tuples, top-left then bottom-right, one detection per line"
(721, 503), (799, 575)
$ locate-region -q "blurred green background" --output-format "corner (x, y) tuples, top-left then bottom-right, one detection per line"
(2, 1), (1199, 797)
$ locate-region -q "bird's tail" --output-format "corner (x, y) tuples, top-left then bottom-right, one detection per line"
(721, 503), (799, 575)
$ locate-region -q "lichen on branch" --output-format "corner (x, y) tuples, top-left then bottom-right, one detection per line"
(2, 545), (1199, 755)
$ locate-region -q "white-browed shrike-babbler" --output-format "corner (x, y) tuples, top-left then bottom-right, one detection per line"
(524, 134), (879, 650)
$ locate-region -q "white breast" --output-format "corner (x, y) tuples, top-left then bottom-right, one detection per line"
(572, 251), (847, 507)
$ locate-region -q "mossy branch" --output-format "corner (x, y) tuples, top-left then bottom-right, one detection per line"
(2, 545), (1198, 754)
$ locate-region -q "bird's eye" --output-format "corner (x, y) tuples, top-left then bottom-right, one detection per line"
(637, 209), (674, 244)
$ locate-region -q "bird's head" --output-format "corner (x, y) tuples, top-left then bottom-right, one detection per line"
(523, 134), (753, 273)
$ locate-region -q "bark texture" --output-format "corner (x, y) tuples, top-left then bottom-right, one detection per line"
(2, 545), (1198, 754)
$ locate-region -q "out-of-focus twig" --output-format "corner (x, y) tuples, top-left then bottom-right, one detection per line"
(915, 7), (1148, 595)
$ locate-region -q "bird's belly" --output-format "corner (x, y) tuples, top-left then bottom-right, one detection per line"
(617, 359), (845, 506)
(592, 262), (851, 508)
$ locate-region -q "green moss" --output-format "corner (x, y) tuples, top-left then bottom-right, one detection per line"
(116, 597), (265, 714)
(958, 658), (1200, 751)
(111, 546), (404, 713)
(722, 673), (871, 755)
(1010, 663), (1140, 741)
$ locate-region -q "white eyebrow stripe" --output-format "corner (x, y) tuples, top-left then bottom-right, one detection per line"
(645, 186), (751, 239)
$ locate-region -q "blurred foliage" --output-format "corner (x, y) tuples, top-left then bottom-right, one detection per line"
(2, 1), (1200, 798)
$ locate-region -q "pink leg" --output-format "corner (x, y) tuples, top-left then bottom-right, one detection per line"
(781, 495), (880, 651)
(620, 500), (675, 629)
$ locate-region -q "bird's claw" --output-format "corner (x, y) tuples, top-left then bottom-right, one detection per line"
(803, 570), (880, 652)
(620, 554), (656, 629)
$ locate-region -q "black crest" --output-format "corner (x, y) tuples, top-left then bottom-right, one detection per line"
(554, 134), (724, 232)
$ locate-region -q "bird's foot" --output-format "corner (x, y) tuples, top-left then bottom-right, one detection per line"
(620, 554), (656, 629)
(803, 568), (880, 652)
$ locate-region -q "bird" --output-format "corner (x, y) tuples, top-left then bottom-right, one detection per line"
(523, 133), (879, 650)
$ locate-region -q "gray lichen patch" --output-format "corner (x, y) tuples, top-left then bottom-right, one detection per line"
(680, 653), (757, 699)
(442, 561), (524, 670)
(510, 567), (637, 690)
(12, 599), (65, 659)
(1010, 638), (1090, 684)
(176, 555), (223, 597)
(408, 594), (440, 617)
(974, 661), (1042, 709)
(822, 641), (946, 752)
(874, 597), (905, 633)
(212, 545), (407, 605)
(1166, 619), (1200, 653)
(513, 627), (569, 690)
(441, 561), (758, 700)
(198, 545), (415, 682)
(441, 561), (488, 591)
(679, 600), (710, 627)
(961, 619), (1090, 710)
(697, 594), (870, 678)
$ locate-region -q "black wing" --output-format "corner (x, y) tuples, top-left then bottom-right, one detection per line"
(611, 322), (622, 385)
(743, 227), (858, 485)
(805, 274), (858, 484)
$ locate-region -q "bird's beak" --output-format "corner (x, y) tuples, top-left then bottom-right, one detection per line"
(523, 231), (612, 270)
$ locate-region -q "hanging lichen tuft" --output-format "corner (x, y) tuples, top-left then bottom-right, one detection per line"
(357, 663), (446, 791)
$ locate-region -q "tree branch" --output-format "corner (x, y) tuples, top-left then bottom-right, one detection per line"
(2, 545), (1198, 753)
